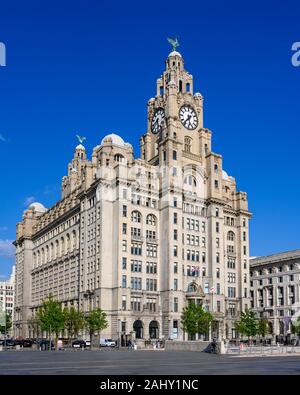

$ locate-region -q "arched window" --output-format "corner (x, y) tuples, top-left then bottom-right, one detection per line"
(61, 237), (65, 256)
(37, 250), (40, 265)
(72, 230), (77, 250)
(149, 321), (159, 339)
(45, 245), (49, 262)
(114, 154), (125, 163)
(146, 214), (157, 226)
(131, 211), (142, 223)
(41, 248), (45, 265)
(187, 283), (197, 293)
(133, 320), (143, 339)
(227, 231), (235, 241)
(55, 240), (59, 259)
(184, 136), (192, 152)
(179, 80), (182, 92)
(50, 243), (54, 261)
(184, 175), (197, 187)
(66, 233), (70, 252)
(33, 252), (36, 267)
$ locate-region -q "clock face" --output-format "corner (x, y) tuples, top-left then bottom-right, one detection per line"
(179, 105), (198, 130)
(151, 108), (165, 134)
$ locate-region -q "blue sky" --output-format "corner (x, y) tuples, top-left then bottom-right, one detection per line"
(0, 0), (299, 277)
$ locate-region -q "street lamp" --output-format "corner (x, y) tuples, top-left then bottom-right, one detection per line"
(83, 290), (94, 345)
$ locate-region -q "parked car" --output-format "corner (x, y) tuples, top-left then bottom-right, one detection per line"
(4, 339), (15, 347)
(72, 339), (86, 349)
(22, 339), (33, 348)
(100, 338), (116, 347)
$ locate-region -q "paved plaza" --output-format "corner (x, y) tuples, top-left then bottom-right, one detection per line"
(0, 349), (300, 375)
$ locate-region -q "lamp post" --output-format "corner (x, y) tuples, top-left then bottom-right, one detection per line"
(83, 290), (94, 344)
(117, 319), (121, 350)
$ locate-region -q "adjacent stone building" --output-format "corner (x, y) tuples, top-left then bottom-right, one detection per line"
(0, 265), (15, 335)
(14, 48), (251, 342)
(250, 250), (300, 336)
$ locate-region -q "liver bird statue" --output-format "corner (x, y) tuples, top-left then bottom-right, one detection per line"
(76, 134), (86, 144)
(167, 37), (180, 52)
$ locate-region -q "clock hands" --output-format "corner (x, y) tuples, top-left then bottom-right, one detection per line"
(185, 114), (192, 128)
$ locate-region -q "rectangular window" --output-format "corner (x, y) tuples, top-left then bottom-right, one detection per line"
(216, 268), (220, 278)
(122, 257), (127, 270)
(173, 150), (177, 160)
(122, 223), (127, 235)
(174, 229), (178, 241)
(174, 279), (178, 291)
(216, 252), (220, 264)
(122, 296), (126, 310)
(216, 222), (219, 233)
(122, 240), (127, 252)
(174, 213), (178, 225)
(228, 287), (236, 298)
(122, 205), (127, 217)
(215, 207), (219, 217)
(174, 245), (178, 257)
(131, 277), (142, 290)
(217, 283), (220, 295)
(174, 262), (178, 274)
(216, 238), (220, 248)
(204, 283), (209, 294)
(131, 242), (142, 255)
(122, 275), (127, 288)
(174, 297), (178, 312)
(146, 244), (157, 257)
(173, 197), (177, 207)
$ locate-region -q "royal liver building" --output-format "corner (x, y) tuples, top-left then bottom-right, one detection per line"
(14, 46), (251, 342)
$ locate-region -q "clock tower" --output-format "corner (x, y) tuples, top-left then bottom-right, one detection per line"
(140, 49), (212, 168)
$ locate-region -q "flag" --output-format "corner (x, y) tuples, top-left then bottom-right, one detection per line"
(209, 287), (215, 293)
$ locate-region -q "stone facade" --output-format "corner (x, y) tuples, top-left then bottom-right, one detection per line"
(250, 250), (300, 336)
(13, 49), (251, 341)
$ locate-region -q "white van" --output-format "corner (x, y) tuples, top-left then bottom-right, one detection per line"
(100, 338), (116, 347)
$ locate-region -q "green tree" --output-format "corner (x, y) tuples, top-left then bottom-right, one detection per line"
(181, 303), (213, 339)
(234, 309), (258, 340)
(63, 307), (85, 343)
(0, 313), (12, 334)
(84, 308), (108, 347)
(291, 316), (300, 335)
(258, 317), (269, 338)
(37, 295), (65, 345)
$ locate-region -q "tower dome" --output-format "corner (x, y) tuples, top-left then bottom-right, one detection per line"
(101, 133), (125, 147)
(168, 51), (182, 58)
(28, 202), (47, 214)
